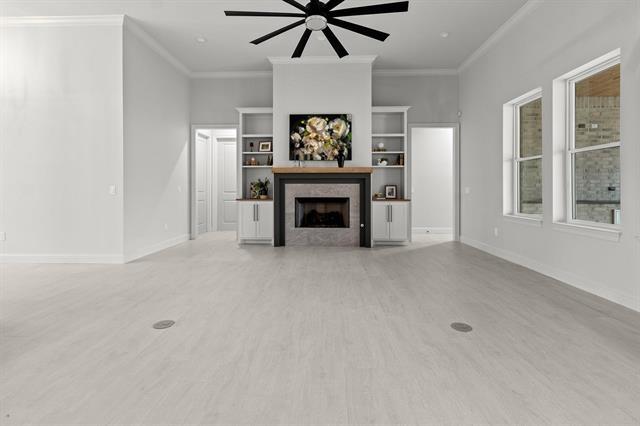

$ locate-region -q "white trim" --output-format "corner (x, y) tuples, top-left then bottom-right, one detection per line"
(236, 107), (273, 114)
(0, 15), (124, 27)
(373, 68), (458, 77)
(268, 55), (377, 65)
(123, 17), (190, 76)
(412, 227), (453, 235)
(503, 214), (543, 227)
(190, 70), (273, 79)
(0, 254), (124, 264)
(460, 236), (637, 312)
(457, 0), (542, 73)
(552, 222), (621, 242)
(124, 234), (190, 263)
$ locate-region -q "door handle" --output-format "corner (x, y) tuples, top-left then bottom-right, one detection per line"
(389, 205), (393, 223)
(256, 204), (260, 222)
(253, 204), (257, 222)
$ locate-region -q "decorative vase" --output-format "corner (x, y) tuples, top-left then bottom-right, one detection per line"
(337, 149), (345, 168)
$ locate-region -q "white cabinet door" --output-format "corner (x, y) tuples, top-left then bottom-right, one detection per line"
(256, 202), (274, 240)
(389, 203), (409, 241)
(238, 203), (257, 239)
(372, 203), (390, 241)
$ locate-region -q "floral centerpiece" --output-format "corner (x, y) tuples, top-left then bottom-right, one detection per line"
(289, 114), (352, 161)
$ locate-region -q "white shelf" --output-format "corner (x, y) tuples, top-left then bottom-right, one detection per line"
(372, 151), (404, 154)
(372, 133), (405, 138)
(242, 134), (273, 139)
(372, 165), (405, 169)
(242, 166), (272, 169)
(242, 152), (273, 155)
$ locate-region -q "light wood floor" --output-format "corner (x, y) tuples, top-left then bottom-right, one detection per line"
(1, 233), (639, 425)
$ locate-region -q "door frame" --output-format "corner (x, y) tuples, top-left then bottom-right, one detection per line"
(408, 123), (461, 241)
(190, 124), (239, 240)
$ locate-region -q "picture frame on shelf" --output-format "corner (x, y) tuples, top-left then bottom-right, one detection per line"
(385, 185), (397, 199)
(259, 141), (272, 152)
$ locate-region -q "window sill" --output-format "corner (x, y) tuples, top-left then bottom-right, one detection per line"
(503, 214), (543, 227)
(552, 222), (621, 242)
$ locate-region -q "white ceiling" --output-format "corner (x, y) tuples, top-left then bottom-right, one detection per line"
(1, 0), (528, 73)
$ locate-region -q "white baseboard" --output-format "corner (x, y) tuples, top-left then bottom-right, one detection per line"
(460, 236), (638, 312)
(0, 254), (125, 264)
(124, 234), (190, 263)
(413, 227), (453, 235)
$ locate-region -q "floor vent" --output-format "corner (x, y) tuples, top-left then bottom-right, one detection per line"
(153, 320), (175, 330)
(451, 322), (473, 333)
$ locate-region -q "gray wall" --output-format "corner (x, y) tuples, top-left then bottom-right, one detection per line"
(458, 1), (640, 310)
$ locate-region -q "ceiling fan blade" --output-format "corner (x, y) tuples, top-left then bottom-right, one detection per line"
(331, 1), (409, 17)
(251, 19), (306, 45)
(324, 0), (345, 10)
(322, 26), (349, 58)
(225, 11), (305, 17)
(292, 29), (312, 58)
(281, 0), (309, 13)
(327, 17), (389, 41)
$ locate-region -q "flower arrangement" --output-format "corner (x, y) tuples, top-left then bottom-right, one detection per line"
(289, 114), (352, 161)
(250, 178), (270, 199)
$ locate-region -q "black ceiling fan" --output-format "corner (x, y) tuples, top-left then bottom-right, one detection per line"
(224, 0), (409, 58)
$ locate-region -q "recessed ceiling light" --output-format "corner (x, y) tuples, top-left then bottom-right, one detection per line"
(440, 32), (450, 38)
(196, 36), (207, 43)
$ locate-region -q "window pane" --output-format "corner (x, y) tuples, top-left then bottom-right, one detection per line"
(519, 98), (542, 157)
(575, 64), (620, 149)
(573, 146), (620, 224)
(519, 158), (542, 215)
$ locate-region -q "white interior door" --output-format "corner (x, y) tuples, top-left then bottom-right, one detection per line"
(195, 132), (210, 236)
(217, 139), (237, 231)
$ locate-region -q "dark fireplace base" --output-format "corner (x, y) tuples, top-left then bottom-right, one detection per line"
(274, 172), (371, 247)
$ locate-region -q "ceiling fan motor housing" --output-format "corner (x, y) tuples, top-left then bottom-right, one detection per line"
(305, 15), (328, 31)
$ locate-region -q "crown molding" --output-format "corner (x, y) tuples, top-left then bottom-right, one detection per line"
(0, 15), (124, 27)
(123, 16), (190, 77)
(269, 55), (378, 65)
(457, 0), (542, 73)
(190, 70), (273, 79)
(373, 68), (458, 77)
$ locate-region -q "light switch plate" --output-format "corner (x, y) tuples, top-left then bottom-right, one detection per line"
(109, 185), (118, 196)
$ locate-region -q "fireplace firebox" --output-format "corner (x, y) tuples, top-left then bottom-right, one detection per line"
(295, 197), (350, 228)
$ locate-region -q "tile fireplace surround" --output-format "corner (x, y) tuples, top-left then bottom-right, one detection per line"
(273, 168), (372, 248)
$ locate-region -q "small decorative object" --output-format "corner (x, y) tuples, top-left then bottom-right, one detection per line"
(398, 154), (404, 166)
(289, 114), (352, 161)
(385, 185), (397, 199)
(249, 142), (254, 152)
(250, 178), (270, 199)
(377, 158), (388, 166)
(336, 146), (346, 168)
(267, 155), (273, 166)
(249, 157), (258, 166)
(259, 141), (272, 152)
(377, 142), (385, 151)
(373, 192), (385, 200)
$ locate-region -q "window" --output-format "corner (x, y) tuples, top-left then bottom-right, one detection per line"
(515, 96), (543, 216)
(567, 60), (621, 226)
(503, 88), (543, 220)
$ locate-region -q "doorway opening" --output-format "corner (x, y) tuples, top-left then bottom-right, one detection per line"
(190, 125), (239, 239)
(409, 124), (460, 243)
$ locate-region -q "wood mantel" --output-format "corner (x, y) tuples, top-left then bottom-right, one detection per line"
(272, 166), (373, 174)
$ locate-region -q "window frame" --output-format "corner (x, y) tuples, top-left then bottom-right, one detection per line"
(565, 56), (621, 229)
(512, 91), (543, 219)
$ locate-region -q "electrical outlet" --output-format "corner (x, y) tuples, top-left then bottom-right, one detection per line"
(0, 232), (5, 241)
(109, 185), (117, 196)
(494, 227), (499, 237)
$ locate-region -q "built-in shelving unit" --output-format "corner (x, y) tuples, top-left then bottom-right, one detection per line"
(371, 107), (410, 199)
(237, 108), (274, 199)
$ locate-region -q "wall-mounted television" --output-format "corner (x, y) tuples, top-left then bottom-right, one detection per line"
(289, 114), (352, 161)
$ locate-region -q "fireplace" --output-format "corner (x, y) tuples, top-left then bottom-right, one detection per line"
(295, 197), (350, 228)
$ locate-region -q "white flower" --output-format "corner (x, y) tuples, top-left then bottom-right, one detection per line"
(306, 117), (327, 134)
(329, 118), (349, 140)
(291, 132), (301, 143)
